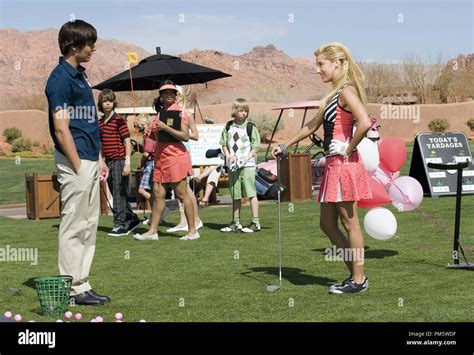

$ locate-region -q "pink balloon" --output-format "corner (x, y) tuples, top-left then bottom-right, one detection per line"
(389, 176), (424, 212)
(369, 165), (400, 190)
(379, 138), (407, 173)
(358, 177), (391, 209)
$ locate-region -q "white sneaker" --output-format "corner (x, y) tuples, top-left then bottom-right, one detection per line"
(179, 232), (200, 240)
(133, 233), (159, 241)
(166, 220), (203, 233)
(196, 220), (203, 230)
(166, 225), (188, 233)
(142, 218), (150, 226)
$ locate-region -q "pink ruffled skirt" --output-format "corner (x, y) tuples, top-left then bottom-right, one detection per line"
(318, 151), (372, 203)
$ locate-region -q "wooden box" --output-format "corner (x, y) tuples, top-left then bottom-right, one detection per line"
(25, 173), (61, 220)
(279, 153), (312, 202)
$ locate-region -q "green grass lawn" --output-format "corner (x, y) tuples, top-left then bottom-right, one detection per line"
(1, 141), (474, 322)
(1, 195), (474, 322)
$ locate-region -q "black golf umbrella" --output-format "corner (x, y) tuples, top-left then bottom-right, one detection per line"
(93, 48), (231, 91)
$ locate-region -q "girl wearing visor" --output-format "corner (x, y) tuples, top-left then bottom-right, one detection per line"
(134, 81), (199, 241)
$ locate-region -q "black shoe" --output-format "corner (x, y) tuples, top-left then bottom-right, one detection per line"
(89, 289), (111, 303)
(329, 275), (352, 292)
(126, 218), (141, 235)
(329, 277), (369, 294)
(107, 226), (128, 237)
(69, 291), (106, 306)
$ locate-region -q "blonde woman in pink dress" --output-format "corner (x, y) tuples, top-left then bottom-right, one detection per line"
(273, 42), (372, 294)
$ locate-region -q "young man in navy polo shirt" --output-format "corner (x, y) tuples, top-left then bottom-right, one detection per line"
(45, 20), (111, 306)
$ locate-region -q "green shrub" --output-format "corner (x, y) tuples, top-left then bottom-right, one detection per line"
(3, 127), (22, 144)
(467, 119), (474, 131)
(42, 144), (54, 155)
(249, 114), (285, 143)
(11, 137), (33, 152)
(428, 119), (449, 132)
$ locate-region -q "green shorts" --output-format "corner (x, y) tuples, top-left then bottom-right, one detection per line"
(229, 167), (256, 200)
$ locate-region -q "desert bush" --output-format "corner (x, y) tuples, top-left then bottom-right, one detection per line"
(3, 127), (22, 144)
(428, 119), (449, 132)
(466, 119), (474, 131)
(11, 137), (33, 152)
(42, 144), (54, 155)
(249, 114), (285, 143)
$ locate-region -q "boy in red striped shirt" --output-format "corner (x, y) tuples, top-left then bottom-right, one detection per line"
(98, 89), (140, 236)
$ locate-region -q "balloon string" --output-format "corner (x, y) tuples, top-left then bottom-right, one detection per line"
(390, 180), (473, 255)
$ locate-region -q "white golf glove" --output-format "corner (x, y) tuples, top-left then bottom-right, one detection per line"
(329, 139), (350, 157)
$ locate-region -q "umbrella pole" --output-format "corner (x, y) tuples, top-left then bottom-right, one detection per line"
(128, 62), (141, 169)
(195, 100), (206, 124)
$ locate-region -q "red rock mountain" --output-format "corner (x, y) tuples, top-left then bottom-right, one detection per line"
(0, 28), (328, 110)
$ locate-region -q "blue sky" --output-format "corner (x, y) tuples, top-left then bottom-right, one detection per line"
(0, 0), (472, 63)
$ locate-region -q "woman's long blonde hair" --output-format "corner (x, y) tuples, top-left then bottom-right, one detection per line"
(315, 42), (367, 118)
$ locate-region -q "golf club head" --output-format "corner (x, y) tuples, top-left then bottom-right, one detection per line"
(266, 284), (280, 292)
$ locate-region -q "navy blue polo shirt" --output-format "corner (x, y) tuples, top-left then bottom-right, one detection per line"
(45, 57), (100, 161)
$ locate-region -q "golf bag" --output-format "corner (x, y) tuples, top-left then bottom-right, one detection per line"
(255, 168), (284, 200)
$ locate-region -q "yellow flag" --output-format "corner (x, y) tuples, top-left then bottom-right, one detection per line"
(127, 52), (139, 63)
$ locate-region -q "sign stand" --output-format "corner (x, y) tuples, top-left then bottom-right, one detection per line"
(409, 132), (474, 197)
(428, 161), (474, 270)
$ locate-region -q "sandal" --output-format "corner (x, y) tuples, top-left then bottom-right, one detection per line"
(198, 200), (208, 208)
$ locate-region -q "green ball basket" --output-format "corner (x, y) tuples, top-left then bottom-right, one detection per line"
(34, 275), (72, 316)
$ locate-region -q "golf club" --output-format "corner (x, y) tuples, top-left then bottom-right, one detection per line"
(267, 155), (283, 292)
(100, 181), (113, 213)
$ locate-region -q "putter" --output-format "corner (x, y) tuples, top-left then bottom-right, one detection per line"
(267, 155), (283, 292)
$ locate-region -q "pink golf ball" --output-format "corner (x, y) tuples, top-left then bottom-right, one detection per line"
(14, 314), (22, 322)
(75, 313), (82, 321)
(4, 311), (12, 318)
(64, 311), (73, 319)
(114, 313), (123, 321)
(90, 319), (97, 323)
(95, 316), (103, 322)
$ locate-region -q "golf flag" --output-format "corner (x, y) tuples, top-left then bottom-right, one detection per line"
(127, 52), (139, 63)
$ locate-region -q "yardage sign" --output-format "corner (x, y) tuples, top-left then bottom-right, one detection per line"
(409, 132), (474, 196)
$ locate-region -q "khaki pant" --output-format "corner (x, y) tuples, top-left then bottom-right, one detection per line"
(55, 150), (99, 295)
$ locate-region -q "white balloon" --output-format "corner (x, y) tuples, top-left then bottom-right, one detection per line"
(357, 138), (380, 172)
(363, 207), (397, 240)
